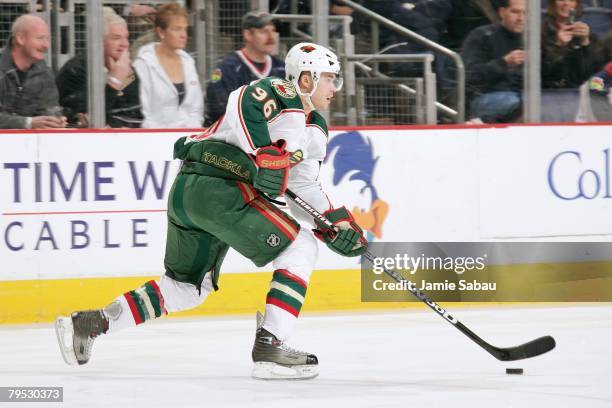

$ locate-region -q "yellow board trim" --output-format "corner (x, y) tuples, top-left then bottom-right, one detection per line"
(1, 265), (610, 324)
(1, 269), (412, 324)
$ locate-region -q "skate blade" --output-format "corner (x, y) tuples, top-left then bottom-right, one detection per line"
(54, 316), (78, 366)
(252, 362), (319, 380)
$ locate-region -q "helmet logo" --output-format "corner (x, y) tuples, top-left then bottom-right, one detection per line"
(300, 45), (316, 53)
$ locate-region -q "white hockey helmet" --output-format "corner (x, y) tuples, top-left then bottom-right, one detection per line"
(285, 42), (343, 97)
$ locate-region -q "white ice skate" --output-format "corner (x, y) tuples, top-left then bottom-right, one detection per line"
(251, 312), (319, 380)
(55, 310), (108, 366)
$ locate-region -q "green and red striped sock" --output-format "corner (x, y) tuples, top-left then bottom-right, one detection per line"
(123, 280), (167, 324)
(266, 269), (308, 317)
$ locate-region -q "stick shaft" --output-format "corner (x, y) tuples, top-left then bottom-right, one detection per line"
(284, 188), (555, 361)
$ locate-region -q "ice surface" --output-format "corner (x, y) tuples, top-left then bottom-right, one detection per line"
(0, 305), (610, 408)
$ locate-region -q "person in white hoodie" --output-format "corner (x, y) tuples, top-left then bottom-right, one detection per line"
(133, 3), (203, 128)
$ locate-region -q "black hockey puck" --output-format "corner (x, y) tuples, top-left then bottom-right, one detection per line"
(506, 368), (523, 375)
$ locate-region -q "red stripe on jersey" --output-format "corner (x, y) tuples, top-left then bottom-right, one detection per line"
(255, 197), (299, 239)
(250, 199), (298, 241)
(237, 86), (256, 150)
(236, 181), (257, 203)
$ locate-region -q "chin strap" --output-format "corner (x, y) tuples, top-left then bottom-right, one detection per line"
(303, 95), (316, 112)
(293, 78), (318, 112)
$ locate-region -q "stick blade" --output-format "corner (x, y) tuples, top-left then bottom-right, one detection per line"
(493, 335), (556, 361)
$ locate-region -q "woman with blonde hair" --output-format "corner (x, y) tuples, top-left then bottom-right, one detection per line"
(133, 3), (203, 128)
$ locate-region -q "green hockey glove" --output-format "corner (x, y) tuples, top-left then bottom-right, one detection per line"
(314, 207), (367, 257)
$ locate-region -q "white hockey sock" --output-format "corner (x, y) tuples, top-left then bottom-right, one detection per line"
(105, 274), (214, 334)
(105, 279), (167, 333)
(262, 269), (308, 341)
(263, 229), (317, 341)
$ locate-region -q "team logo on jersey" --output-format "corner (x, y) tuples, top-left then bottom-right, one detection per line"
(271, 78), (297, 99)
(266, 233), (281, 247)
(300, 45), (316, 53)
(289, 149), (304, 167)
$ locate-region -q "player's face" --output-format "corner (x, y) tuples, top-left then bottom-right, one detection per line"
(310, 72), (338, 111)
(159, 16), (188, 50)
(104, 23), (129, 61)
(17, 20), (49, 62)
(245, 24), (276, 55)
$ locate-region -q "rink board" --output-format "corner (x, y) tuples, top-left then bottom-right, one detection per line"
(0, 269), (433, 324)
(2, 124), (612, 323)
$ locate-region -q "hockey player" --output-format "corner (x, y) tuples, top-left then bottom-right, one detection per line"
(55, 42), (367, 380)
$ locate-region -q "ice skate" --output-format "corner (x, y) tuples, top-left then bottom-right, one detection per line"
(251, 312), (318, 380)
(55, 310), (108, 366)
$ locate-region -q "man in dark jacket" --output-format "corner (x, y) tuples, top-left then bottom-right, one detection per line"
(56, 8), (142, 128)
(461, 0), (525, 123)
(0, 14), (66, 129)
(204, 11), (285, 126)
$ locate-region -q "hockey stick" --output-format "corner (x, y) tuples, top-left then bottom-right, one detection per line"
(285, 188), (556, 361)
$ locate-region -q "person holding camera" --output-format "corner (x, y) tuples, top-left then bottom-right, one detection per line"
(542, 0), (604, 89)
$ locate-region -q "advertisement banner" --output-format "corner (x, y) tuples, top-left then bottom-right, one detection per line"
(2, 125), (612, 282)
(478, 125), (612, 237)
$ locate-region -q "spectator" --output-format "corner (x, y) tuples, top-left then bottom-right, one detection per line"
(445, 0), (500, 50)
(542, 0), (604, 89)
(364, 0), (452, 75)
(56, 7), (143, 128)
(133, 3), (203, 128)
(0, 14), (66, 129)
(204, 11), (284, 126)
(462, 0), (525, 123)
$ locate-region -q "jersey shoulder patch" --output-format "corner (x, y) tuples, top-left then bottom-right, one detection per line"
(254, 77), (303, 110)
(270, 78), (297, 99)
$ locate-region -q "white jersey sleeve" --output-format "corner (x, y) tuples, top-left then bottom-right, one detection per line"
(286, 112), (332, 227)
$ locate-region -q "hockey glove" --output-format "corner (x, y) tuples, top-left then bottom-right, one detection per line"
(314, 207), (368, 257)
(253, 140), (290, 198)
